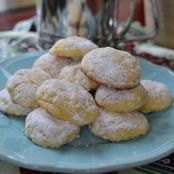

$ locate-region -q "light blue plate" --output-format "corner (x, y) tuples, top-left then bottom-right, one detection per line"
(0, 51), (174, 173)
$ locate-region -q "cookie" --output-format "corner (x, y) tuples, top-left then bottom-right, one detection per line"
(95, 85), (147, 112)
(7, 68), (50, 109)
(33, 53), (72, 78)
(89, 109), (149, 142)
(59, 64), (99, 91)
(81, 47), (141, 89)
(36, 79), (99, 126)
(0, 88), (32, 116)
(139, 80), (172, 113)
(25, 108), (80, 148)
(49, 36), (98, 58)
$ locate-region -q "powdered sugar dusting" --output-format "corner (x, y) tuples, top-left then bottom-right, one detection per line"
(59, 64), (99, 90)
(0, 88), (32, 116)
(36, 79), (99, 126)
(73, 114), (84, 121)
(50, 36), (98, 57)
(25, 108), (79, 146)
(95, 85), (146, 112)
(140, 80), (172, 112)
(33, 53), (72, 78)
(61, 36), (98, 52)
(90, 109), (149, 141)
(141, 80), (171, 99)
(6, 68), (51, 108)
(81, 47), (141, 89)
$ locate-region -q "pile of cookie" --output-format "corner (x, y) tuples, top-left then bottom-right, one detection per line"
(0, 36), (172, 148)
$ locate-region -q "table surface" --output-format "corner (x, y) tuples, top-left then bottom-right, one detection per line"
(0, 161), (145, 174)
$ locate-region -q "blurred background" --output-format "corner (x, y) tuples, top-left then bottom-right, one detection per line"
(0, 0), (174, 49)
(0, 0), (35, 31)
(0, 0), (144, 31)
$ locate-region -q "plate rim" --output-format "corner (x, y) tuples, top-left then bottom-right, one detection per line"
(0, 140), (174, 173)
